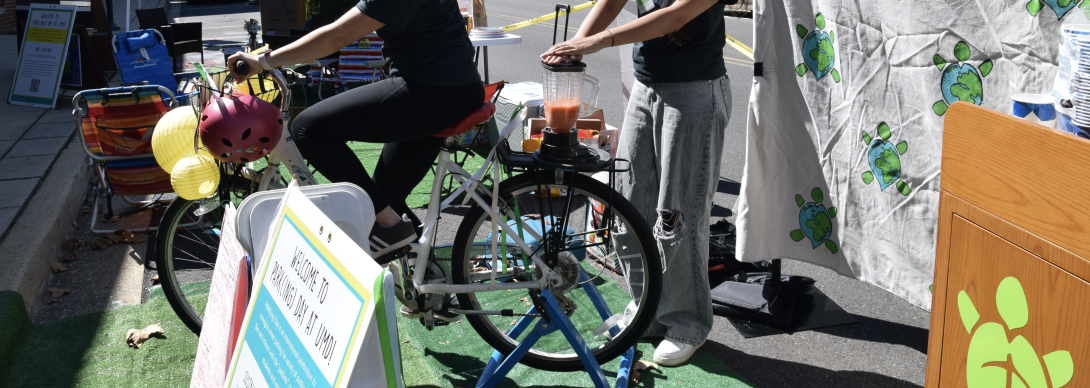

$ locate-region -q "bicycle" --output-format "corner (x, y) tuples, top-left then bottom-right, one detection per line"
(154, 65), (663, 371)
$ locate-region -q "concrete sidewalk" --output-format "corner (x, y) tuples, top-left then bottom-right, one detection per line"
(0, 35), (96, 318)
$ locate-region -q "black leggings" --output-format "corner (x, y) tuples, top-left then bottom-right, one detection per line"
(291, 77), (484, 224)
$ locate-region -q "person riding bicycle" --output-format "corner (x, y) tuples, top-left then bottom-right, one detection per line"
(229, 0), (484, 260)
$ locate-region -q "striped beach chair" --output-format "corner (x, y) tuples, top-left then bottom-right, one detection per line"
(73, 85), (178, 233)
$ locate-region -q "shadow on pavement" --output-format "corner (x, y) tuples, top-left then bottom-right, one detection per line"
(813, 314), (929, 354)
(706, 340), (922, 388)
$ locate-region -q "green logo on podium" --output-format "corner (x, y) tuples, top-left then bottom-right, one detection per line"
(958, 277), (1074, 388)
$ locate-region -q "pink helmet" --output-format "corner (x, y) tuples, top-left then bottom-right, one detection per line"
(199, 95), (282, 164)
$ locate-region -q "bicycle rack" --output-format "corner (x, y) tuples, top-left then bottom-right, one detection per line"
(475, 271), (635, 388)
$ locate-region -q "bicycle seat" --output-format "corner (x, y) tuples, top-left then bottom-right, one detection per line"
(433, 102), (496, 138)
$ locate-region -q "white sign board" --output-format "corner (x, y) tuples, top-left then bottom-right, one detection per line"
(9, 4), (76, 109)
(191, 203), (249, 387)
(225, 183), (383, 388)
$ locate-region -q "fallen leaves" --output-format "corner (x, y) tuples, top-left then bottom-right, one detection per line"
(49, 262), (68, 273)
(402, 340), (410, 344)
(71, 221), (79, 230)
(49, 288), (70, 298)
(126, 324), (165, 349)
(63, 238), (79, 252)
(151, 275), (159, 284)
(81, 206), (90, 214)
(630, 360), (659, 385)
(509, 319), (518, 326)
(91, 230), (146, 250)
(61, 251), (77, 262)
(470, 267), (488, 273)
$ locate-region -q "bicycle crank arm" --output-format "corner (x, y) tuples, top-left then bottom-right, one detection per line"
(449, 309), (541, 318)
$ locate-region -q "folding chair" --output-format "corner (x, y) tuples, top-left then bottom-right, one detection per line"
(72, 85), (178, 233)
(113, 29), (178, 97)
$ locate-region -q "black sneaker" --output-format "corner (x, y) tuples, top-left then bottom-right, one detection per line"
(370, 215), (418, 261)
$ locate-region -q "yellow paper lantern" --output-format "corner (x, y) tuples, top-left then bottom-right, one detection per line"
(152, 107), (211, 173)
(171, 154), (220, 200)
(234, 76), (279, 103)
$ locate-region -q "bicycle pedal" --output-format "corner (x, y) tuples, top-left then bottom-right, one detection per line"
(374, 245), (412, 265)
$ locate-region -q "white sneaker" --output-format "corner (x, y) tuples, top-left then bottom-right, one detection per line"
(652, 338), (705, 367)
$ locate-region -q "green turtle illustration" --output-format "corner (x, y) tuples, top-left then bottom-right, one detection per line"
(789, 187), (838, 253)
(861, 122), (910, 196)
(795, 13), (841, 83)
(933, 41), (993, 116)
(959, 277), (1075, 388)
(1027, 0), (1083, 19)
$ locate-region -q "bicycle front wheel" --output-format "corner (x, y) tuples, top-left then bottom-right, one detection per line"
(155, 197), (225, 335)
(451, 171), (662, 372)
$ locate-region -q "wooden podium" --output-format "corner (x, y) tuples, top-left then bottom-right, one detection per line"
(926, 102), (1090, 387)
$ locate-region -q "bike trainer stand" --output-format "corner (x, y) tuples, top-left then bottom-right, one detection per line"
(475, 274), (635, 388)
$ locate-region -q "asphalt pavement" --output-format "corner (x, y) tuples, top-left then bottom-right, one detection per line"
(166, 1), (930, 386)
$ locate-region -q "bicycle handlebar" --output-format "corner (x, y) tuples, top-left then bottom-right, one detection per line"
(232, 59), (291, 112)
(234, 60), (250, 78)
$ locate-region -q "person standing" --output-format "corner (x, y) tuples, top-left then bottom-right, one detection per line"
(541, 0), (730, 366)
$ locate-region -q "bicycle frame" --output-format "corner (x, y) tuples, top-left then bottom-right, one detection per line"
(257, 69), (559, 299)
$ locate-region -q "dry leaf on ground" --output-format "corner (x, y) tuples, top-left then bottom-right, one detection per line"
(470, 267), (488, 273)
(71, 221), (79, 230)
(49, 288), (70, 298)
(402, 340), (410, 343)
(71, 269), (81, 275)
(630, 360), (659, 384)
(126, 324), (165, 349)
(108, 216), (121, 223)
(93, 238), (113, 250)
(151, 275), (159, 284)
(518, 297), (528, 302)
(510, 319), (518, 326)
(49, 262), (68, 273)
(81, 206), (90, 214)
(63, 238), (79, 252)
(62, 251), (77, 262)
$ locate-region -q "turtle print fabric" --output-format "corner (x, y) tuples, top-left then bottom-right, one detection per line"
(735, 0), (1066, 309)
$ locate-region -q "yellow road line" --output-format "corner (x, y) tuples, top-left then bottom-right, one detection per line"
(725, 33), (754, 60)
(501, 1), (597, 32)
(723, 57), (751, 68)
(489, 12), (579, 33)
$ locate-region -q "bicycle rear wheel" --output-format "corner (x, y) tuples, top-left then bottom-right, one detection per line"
(450, 171), (662, 372)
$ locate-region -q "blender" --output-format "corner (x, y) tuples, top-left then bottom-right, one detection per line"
(536, 4), (602, 164)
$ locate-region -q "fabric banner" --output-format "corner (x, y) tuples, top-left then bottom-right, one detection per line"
(736, 0), (1073, 309)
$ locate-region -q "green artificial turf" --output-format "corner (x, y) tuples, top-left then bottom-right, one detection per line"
(0, 285), (204, 387)
(396, 270), (754, 388)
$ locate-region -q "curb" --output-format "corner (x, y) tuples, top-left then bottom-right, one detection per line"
(0, 140), (91, 319)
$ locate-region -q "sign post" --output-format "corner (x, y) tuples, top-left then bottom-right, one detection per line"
(225, 183), (389, 388)
(9, 4), (77, 109)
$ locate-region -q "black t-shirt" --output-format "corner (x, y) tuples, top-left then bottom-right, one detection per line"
(632, 0), (726, 84)
(356, 0), (480, 86)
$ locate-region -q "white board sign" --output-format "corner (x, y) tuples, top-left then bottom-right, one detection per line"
(225, 183), (383, 388)
(9, 4), (76, 109)
(191, 203), (249, 387)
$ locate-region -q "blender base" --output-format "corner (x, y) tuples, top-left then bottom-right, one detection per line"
(532, 129), (612, 171)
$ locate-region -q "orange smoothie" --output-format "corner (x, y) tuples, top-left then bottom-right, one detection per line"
(545, 98), (581, 133)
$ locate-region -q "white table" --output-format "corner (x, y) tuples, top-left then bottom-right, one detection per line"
(469, 33), (522, 84)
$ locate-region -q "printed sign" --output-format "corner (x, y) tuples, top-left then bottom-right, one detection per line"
(225, 183), (382, 388)
(9, 4), (76, 109)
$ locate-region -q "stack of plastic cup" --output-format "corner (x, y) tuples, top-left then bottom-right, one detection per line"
(1073, 36), (1090, 137)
